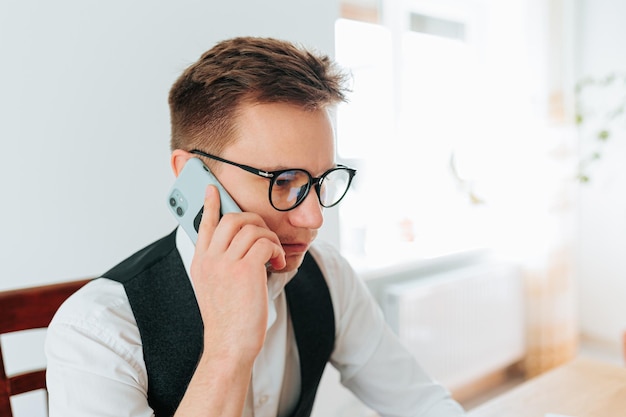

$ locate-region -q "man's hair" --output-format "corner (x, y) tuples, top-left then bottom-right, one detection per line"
(168, 36), (350, 153)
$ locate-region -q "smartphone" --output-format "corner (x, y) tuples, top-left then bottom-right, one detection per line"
(167, 157), (241, 244)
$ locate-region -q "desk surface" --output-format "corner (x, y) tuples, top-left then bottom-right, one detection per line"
(467, 357), (626, 417)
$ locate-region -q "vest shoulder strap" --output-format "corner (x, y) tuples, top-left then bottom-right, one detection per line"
(104, 229), (203, 415)
(285, 251), (335, 417)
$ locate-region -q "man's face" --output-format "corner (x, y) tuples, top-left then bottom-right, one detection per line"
(215, 102), (336, 272)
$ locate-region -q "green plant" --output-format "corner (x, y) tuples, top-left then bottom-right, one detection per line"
(575, 72), (626, 183)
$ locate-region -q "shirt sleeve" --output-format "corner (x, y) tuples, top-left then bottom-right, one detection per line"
(310, 242), (466, 417)
(45, 279), (154, 417)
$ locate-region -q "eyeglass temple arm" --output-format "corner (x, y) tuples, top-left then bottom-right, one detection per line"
(189, 149), (274, 178)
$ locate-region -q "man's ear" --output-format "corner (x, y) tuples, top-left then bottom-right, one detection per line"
(171, 149), (192, 177)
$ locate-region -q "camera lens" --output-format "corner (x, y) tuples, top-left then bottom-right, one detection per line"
(169, 197), (177, 207)
(176, 207), (184, 216)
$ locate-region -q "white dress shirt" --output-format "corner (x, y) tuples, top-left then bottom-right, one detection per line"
(45, 228), (465, 417)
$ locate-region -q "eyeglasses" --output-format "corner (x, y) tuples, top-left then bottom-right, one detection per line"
(190, 149), (357, 212)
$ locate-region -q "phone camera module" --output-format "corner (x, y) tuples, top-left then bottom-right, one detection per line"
(169, 189), (187, 217)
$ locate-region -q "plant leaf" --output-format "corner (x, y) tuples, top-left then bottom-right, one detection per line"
(597, 130), (610, 141)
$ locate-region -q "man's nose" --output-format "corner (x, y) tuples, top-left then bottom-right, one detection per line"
(288, 189), (324, 229)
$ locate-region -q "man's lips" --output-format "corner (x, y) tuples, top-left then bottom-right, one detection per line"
(281, 242), (310, 253)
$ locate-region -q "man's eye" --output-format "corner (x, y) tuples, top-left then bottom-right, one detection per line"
(275, 178), (294, 187)
(275, 171), (301, 187)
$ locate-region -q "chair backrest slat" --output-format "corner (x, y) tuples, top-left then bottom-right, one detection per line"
(0, 279), (90, 417)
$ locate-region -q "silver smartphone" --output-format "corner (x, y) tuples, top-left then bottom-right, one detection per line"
(167, 157), (241, 244)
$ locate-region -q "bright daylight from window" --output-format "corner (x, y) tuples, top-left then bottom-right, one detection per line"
(335, 4), (561, 270)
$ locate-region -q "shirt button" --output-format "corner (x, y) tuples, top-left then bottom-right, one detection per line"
(257, 395), (269, 406)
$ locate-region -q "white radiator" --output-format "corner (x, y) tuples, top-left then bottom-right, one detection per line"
(381, 261), (526, 391)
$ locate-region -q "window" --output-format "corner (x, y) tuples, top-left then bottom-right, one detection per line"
(336, 1), (546, 269)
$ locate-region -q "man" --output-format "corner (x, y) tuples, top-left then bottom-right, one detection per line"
(46, 37), (466, 417)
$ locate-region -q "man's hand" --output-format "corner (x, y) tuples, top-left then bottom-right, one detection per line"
(191, 185), (286, 361)
(174, 185), (285, 417)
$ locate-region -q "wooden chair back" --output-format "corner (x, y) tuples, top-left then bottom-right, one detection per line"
(0, 279), (90, 417)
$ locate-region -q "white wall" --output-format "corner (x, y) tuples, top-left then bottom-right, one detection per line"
(0, 0), (339, 292)
(575, 0), (626, 344)
(0, 1), (349, 415)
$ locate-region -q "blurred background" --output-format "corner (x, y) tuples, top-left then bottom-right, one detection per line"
(1, 0), (625, 415)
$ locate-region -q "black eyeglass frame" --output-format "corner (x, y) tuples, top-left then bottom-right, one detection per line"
(189, 149), (357, 211)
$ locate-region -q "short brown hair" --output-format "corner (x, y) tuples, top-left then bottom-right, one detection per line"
(168, 36), (350, 153)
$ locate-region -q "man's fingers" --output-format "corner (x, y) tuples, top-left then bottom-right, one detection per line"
(194, 189), (285, 270)
(225, 224), (281, 258)
(196, 185), (221, 251)
(247, 238), (287, 271)
(210, 212), (280, 252)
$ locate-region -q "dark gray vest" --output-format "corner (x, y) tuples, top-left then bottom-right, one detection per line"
(103, 230), (335, 417)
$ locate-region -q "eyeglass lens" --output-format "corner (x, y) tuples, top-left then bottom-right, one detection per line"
(271, 168), (352, 210)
